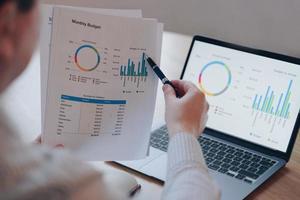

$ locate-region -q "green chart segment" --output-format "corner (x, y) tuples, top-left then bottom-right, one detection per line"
(120, 53), (148, 77)
(252, 80), (293, 119)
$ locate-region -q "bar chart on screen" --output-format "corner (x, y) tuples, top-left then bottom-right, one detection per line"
(251, 80), (293, 132)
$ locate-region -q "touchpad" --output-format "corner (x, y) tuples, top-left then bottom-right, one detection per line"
(140, 154), (167, 181)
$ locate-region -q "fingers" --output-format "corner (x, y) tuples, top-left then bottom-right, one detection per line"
(172, 80), (197, 92)
(164, 80), (208, 109)
(201, 114), (209, 130)
(172, 80), (200, 98)
(33, 135), (42, 145)
(32, 135), (64, 149)
(55, 144), (65, 149)
(162, 84), (176, 100)
(206, 102), (210, 112)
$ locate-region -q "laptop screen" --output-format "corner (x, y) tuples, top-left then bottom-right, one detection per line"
(183, 40), (300, 152)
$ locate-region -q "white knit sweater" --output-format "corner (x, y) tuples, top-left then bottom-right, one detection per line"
(162, 132), (221, 200)
(0, 115), (220, 200)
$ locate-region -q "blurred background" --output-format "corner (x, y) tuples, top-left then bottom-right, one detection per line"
(1, 0), (299, 143)
(43, 0), (300, 57)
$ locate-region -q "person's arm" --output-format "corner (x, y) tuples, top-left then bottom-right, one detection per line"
(161, 80), (221, 200)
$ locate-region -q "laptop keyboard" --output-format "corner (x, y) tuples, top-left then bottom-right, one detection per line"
(150, 125), (277, 184)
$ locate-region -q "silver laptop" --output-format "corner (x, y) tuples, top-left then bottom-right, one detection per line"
(117, 36), (300, 200)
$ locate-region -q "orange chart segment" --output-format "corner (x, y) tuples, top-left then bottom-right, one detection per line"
(198, 61), (232, 96)
(74, 44), (101, 72)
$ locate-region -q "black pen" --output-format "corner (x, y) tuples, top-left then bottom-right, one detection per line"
(145, 54), (180, 97)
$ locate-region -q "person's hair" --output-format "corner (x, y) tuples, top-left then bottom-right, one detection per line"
(0, 0), (35, 13)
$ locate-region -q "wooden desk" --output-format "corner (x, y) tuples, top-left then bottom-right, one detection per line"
(1, 32), (299, 200)
(246, 135), (300, 200)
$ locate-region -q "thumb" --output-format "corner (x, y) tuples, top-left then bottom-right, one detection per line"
(163, 84), (176, 100)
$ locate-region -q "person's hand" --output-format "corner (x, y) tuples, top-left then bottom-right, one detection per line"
(163, 80), (209, 138)
(33, 135), (42, 144)
(33, 135), (64, 148)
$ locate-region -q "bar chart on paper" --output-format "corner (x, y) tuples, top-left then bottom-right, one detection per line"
(120, 52), (148, 88)
(252, 80), (293, 132)
(57, 95), (126, 136)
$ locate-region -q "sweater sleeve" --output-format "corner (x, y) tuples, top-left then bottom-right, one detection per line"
(161, 132), (221, 200)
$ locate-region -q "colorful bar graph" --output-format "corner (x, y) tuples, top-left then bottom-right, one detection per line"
(266, 91), (274, 113)
(120, 52), (148, 77)
(261, 86), (270, 111)
(257, 95), (262, 110)
(252, 80), (293, 119)
(253, 95), (258, 108)
(275, 93), (283, 115)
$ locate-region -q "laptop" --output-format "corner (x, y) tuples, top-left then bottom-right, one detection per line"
(117, 35), (300, 200)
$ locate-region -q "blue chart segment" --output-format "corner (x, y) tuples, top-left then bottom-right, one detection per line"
(252, 80), (292, 119)
(61, 95), (126, 105)
(251, 80), (293, 132)
(74, 44), (101, 72)
(198, 61), (232, 96)
(120, 52), (148, 88)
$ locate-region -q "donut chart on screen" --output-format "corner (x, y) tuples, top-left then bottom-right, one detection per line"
(198, 61), (232, 96)
(74, 44), (100, 72)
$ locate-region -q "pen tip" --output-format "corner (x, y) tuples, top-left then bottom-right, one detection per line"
(144, 53), (149, 60)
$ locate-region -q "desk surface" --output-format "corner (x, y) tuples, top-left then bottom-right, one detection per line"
(0, 32), (299, 200)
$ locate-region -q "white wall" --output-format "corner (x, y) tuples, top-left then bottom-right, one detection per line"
(43, 0), (300, 57)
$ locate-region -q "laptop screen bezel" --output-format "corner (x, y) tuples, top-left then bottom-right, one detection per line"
(180, 35), (300, 162)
